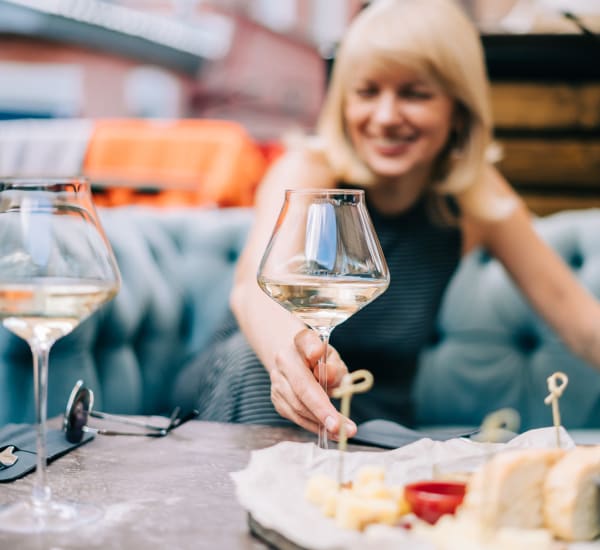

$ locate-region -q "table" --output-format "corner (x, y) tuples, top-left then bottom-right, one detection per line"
(2, 420), (598, 550)
(0, 418), (338, 550)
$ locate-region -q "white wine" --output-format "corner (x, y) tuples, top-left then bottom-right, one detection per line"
(258, 275), (388, 330)
(0, 279), (118, 344)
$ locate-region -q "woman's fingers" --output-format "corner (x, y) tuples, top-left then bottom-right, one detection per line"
(271, 338), (357, 438)
(272, 347), (337, 429)
(271, 380), (353, 440)
(295, 329), (348, 387)
(270, 367), (317, 423)
(316, 346), (349, 389)
(294, 328), (325, 364)
(270, 371), (321, 434)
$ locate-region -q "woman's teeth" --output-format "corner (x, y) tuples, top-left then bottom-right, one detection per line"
(373, 136), (416, 146)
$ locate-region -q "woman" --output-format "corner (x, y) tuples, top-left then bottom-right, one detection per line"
(173, 0), (600, 438)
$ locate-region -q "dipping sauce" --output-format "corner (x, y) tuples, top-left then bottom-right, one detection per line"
(404, 481), (467, 525)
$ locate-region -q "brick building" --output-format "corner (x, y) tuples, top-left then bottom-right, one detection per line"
(0, 0), (363, 139)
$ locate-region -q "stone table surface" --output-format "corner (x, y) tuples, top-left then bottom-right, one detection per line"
(3, 418), (597, 550)
(0, 418), (357, 550)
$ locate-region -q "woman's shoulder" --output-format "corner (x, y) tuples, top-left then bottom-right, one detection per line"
(281, 134), (331, 169)
(259, 136), (337, 194)
(456, 164), (523, 223)
(457, 164), (529, 252)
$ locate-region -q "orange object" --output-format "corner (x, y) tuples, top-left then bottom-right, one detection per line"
(83, 119), (270, 207)
(404, 481), (467, 525)
(258, 141), (285, 165)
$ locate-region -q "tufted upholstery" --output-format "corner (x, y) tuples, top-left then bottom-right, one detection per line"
(1, 207), (599, 430)
(414, 209), (600, 430)
(0, 207), (252, 425)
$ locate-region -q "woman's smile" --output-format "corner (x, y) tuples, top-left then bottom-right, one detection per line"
(369, 134), (418, 156)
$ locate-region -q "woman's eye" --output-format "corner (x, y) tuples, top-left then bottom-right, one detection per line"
(401, 88), (433, 100)
(354, 87), (378, 98)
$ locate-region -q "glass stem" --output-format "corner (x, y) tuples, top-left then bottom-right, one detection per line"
(31, 340), (52, 506)
(316, 328), (332, 450)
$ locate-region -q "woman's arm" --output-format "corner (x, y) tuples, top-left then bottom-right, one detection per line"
(230, 147), (356, 436)
(459, 166), (600, 370)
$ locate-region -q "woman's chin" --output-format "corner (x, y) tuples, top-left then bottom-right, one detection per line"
(365, 153), (435, 184)
(360, 151), (414, 179)
(368, 164), (413, 181)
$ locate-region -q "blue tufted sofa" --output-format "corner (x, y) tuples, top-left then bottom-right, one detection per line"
(0, 207), (253, 425)
(414, 208), (600, 430)
(1, 206), (599, 430)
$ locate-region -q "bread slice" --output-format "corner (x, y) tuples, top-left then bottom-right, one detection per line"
(460, 449), (564, 530)
(543, 446), (600, 541)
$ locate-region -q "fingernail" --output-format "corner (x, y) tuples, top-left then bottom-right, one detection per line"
(346, 422), (357, 436)
(325, 416), (337, 432)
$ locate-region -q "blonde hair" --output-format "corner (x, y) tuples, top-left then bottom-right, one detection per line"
(317, 0), (493, 199)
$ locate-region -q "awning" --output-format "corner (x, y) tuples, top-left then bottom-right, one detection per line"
(0, 0), (235, 76)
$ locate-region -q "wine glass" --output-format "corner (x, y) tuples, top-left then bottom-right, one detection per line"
(257, 189), (389, 449)
(0, 177), (121, 533)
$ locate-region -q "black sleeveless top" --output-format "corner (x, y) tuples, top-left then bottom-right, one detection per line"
(330, 194), (462, 426)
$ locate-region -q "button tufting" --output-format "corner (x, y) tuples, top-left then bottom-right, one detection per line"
(479, 250), (492, 264)
(227, 248), (239, 263)
(429, 327), (444, 346)
(515, 330), (539, 353)
(569, 252), (583, 269)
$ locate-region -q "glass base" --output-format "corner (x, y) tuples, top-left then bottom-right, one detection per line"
(0, 498), (102, 533)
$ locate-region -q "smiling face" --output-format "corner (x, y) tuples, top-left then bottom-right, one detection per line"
(343, 61), (456, 187)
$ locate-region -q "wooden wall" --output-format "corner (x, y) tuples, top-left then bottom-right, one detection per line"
(492, 82), (600, 215)
(484, 35), (600, 216)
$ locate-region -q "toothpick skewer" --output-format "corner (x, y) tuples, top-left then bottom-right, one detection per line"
(0, 445), (18, 467)
(331, 369), (374, 487)
(478, 408), (521, 444)
(544, 371), (569, 448)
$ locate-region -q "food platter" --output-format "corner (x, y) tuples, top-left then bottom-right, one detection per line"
(232, 427), (600, 550)
(248, 514), (308, 550)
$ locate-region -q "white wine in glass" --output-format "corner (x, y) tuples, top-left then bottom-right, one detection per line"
(257, 189), (389, 449)
(0, 178), (121, 533)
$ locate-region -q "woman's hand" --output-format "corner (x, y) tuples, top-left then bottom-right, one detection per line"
(269, 328), (358, 438)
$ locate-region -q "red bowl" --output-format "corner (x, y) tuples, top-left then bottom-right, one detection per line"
(404, 481), (466, 525)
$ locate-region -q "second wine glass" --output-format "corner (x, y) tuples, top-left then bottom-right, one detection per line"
(257, 189), (389, 448)
(0, 177), (121, 533)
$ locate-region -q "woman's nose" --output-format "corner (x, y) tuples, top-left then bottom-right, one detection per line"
(372, 93), (402, 125)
